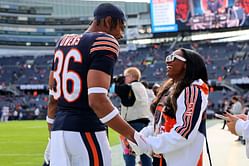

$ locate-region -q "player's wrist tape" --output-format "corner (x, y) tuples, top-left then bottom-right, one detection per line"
(88, 87), (108, 95)
(100, 107), (119, 124)
(46, 116), (55, 124)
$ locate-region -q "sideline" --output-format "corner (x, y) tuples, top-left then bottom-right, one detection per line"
(111, 120), (248, 166)
(203, 123), (248, 166)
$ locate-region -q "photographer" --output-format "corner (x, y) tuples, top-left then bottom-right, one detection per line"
(113, 67), (152, 166)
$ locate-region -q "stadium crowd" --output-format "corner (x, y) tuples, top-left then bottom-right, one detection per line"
(0, 40), (249, 121)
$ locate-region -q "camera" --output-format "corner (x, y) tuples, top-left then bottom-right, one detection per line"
(113, 74), (125, 85)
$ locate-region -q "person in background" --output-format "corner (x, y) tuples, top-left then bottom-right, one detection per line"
(130, 48), (209, 166)
(230, 96), (243, 141)
(113, 67), (152, 166)
(13, 109), (19, 120)
(34, 107), (40, 120)
(221, 97), (230, 129)
(230, 96), (243, 115)
(1, 105), (10, 122)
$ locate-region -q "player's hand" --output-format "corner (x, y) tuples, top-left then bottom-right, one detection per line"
(44, 138), (51, 164)
(133, 131), (152, 155)
(128, 140), (141, 155)
(225, 112), (239, 135)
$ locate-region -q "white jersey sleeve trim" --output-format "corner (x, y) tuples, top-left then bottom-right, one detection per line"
(88, 87), (108, 95)
(46, 116), (55, 124)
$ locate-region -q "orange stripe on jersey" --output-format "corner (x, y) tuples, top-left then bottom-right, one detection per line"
(179, 86), (193, 136)
(85, 132), (99, 166)
(175, 87), (190, 133)
(197, 152), (203, 166)
(155, 105), (164, 113)
(92, 41), (119, 52)
(196, 83), (209, 95)
(96, 36), (119, 47)
(90, 46), (118, 55)
(182, 86), (198, 138)
(160, 156), (163, 166)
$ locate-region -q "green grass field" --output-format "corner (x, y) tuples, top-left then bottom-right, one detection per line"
(0, 120), (120, 166)
(0, 119), (220, 165)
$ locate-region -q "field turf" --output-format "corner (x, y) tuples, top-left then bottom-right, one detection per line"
(0, 119), (219, 165)
(0, 120), (120, 166)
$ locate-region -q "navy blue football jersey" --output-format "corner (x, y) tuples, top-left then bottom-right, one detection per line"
(51, 32), (119, 132)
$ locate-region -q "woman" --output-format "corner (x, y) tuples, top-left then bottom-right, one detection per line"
(136, 48), (209, 166)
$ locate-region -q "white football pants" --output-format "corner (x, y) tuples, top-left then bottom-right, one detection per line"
(50, 130), (111, 166)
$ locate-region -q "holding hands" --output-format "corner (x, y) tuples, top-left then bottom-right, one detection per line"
(128, 130), (153, 156)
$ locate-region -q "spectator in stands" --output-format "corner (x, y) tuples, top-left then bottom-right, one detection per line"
(130, 48), (209, 166)
(112, 67), (152, 166)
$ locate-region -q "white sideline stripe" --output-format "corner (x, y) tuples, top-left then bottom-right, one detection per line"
(0, 153), (42, 156)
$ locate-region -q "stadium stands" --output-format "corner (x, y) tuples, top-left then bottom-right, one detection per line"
(0, 0), (248, 120)
(0, 40), (248, 119)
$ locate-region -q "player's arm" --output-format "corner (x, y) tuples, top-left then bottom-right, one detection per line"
(47, 71), (57, 136)
(87, 35), (149, 147)
(88, 70), (135, 142)
(43, 71), (57, 165)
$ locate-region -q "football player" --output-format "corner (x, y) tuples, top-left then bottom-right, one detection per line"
(45, 3), (149, 166)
